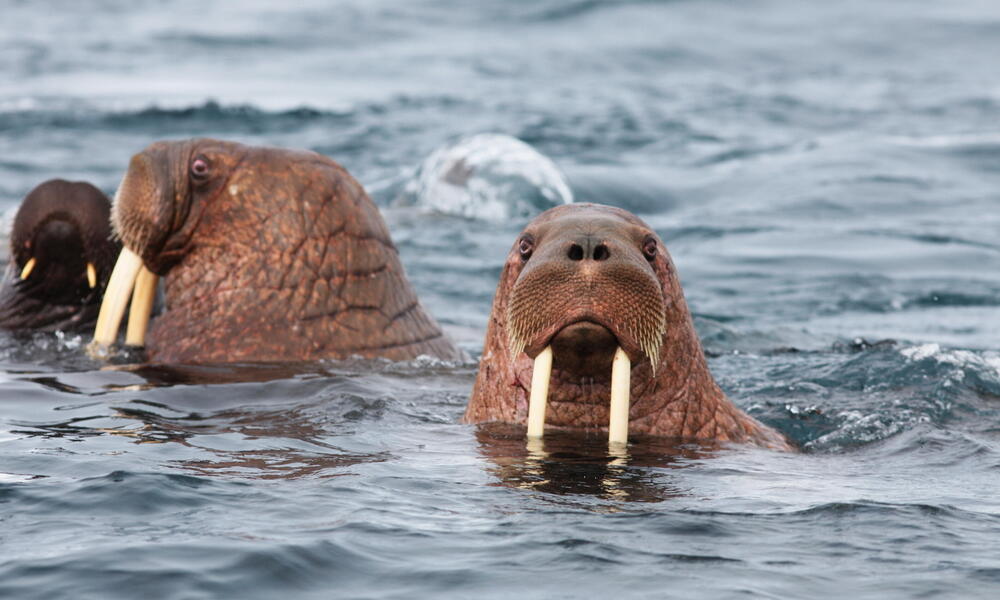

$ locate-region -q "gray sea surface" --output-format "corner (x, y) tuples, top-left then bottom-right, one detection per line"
(2, 1), (1000, 598)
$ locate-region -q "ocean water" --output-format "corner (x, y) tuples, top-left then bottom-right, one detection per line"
(2, 1), (1000, 598)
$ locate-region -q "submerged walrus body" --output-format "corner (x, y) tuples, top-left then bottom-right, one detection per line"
(464, 204), (792, 450)
(93, 138), (460, 364)
(0, 179), (119, 332)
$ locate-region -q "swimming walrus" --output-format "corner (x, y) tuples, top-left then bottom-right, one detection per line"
(464, 204), (792, 450)
(0, 179), (119, 332)
(91, 138), (461, 364)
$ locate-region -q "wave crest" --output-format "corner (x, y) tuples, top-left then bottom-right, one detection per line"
(396, 133), (573, 221)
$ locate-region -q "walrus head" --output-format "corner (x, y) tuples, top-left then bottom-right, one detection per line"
(92, 138), (460, 364)
(465, 203), (792, 450)
(0, 179), (119, 331)
(506, 205), (666, 371)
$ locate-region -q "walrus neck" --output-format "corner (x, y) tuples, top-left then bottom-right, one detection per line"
(144, 239), (457, 364)
(466, 309), (790, 449)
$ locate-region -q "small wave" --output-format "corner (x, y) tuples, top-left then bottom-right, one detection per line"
(889, 131), (1000, 149)
(563, 164), (680, 214)
(0, 99), (356, 140)
(396, 133), (573, 221)
(900, 343), (1000, 384)
(0, 330), (100, 371)
(723, 340), (1000, 451)
(499, 0), (680, 23)
(2, 470), (229, 515)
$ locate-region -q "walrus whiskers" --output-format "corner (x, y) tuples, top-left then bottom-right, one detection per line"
(608, 347), (631, 447)
(125, 266), (158, 347)
(91, 248), (144, 348)
(526, 345), (552, 438)
(86, 262), (97, 289)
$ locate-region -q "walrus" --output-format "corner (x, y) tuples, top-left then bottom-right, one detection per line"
(0, 179), (119, 332)
(464, 204), (793, 450)
(91, 138), (461, 364)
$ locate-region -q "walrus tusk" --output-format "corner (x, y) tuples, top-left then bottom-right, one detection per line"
(526, 345), (553, 438)
(20, 258), (36, 280)
(608, 347), (631, 447)
(92, 248), (144, 348)
(86, 262), (97, 289)
(526, 345), (631, 445)
(125, 267), (158, 347)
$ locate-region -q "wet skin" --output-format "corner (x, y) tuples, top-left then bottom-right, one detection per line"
(102, 138), (461, 364)
(0, 179), (118, 332)
(464, 203), (792, 450)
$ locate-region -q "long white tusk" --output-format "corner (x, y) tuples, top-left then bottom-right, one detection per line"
(86, 262), (98, 289)
(526, 345), (553, 438)
(125, 266), (158, 347)
(20, 257), (36, 280)
(92, 248), (144, 348)
(608, 347), (631, 447)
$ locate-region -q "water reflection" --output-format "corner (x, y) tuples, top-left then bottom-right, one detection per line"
(100, 361), (329, 391)
(474, 423), (716, 503)
(10, 365), (394, 480)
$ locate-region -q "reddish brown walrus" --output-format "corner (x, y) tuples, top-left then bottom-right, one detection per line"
(91, 138), (461, 364)
(464, 204), (792, 450)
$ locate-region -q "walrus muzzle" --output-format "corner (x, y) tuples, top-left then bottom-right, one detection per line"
(91, 158), (166, 354)
(505, 244), (666, 446)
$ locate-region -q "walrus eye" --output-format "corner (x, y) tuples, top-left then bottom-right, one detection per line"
(191, 157), (210, 179)
(518, 236), (534, 261)
(642, 236), (658, 261)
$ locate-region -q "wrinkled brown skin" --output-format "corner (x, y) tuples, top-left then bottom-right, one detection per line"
(113, 138), (461, 364)
(0, 179), (119, 332)
(464, 204), (793, 451)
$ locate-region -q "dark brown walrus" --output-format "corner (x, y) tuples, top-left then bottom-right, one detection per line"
(0, 179), (120, 332)
(464, 203), (792, 450)
(91, 138), (461, 364)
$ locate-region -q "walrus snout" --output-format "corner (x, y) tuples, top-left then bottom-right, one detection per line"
(95, 141), (203, 352)
(506, 223), (666, 366)
(113, 148), (180, 268)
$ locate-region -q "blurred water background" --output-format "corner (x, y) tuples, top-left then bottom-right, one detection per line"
(2, 1), (1000, 598)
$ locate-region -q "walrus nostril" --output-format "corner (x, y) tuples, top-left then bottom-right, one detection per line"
(593, 244), (610, 261)
(568, 243), (584, 261)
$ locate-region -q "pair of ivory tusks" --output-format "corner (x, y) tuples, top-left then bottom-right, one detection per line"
(20, 258), (98, 289)
(92, 247), (159, 348)
(526, 345), (631, 447)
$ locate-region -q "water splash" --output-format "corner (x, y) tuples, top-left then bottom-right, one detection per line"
(397, 133), (573, 221)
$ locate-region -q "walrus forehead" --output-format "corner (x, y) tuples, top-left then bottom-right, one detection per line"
(520, 207), (655, 250)
(529, 203), (651, 230)
(14, 180), (111, 247)
(140, 138), (248, 184)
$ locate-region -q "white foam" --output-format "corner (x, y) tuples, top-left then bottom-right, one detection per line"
(401, 133), (573, 221)
(900, 343), (1000, 383)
